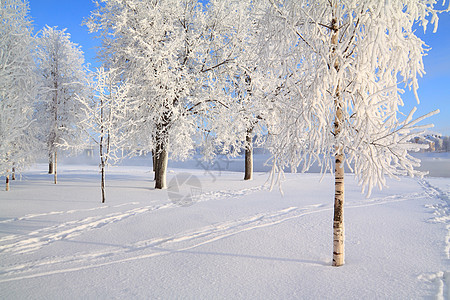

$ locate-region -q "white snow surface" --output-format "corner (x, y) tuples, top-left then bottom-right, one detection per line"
(1, 156), (449, 299)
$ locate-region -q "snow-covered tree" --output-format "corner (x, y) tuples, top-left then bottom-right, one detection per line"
(209, 67), (279, 181)
(86, 0), (243, 189)
(258, 0), (446, 266)
(35, 26), (90, 184)
(75, 68), (133, 203)
(0, 0), (38, 191)
(183, 0), (282, 181)
(206, 1), (259, 181)
(443, 136), (450, 152)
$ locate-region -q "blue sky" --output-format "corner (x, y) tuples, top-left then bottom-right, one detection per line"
(29, 0), (450, 135)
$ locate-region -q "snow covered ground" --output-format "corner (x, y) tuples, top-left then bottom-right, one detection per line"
(0, 154), (449, 299)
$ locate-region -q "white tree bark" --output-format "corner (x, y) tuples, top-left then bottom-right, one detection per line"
(244, 129), (253, 181)
(53, 151), (57, 185)
(152, 149), (156, 181)
(101, 162), (106, 203)
(100, 129), (106, 203)
(331, 15), (345, 267)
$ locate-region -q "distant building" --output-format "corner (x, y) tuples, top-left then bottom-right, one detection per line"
(412, 135), (449, 152)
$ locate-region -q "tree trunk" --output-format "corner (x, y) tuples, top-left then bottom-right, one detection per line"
(48, 152), (54, 174)
(101, 162), (106, 203)
(5, 171), (9, 191)
(152, 149), (156, 181)
(99, 103), (106, 203)
(244, 129), (253, 180)
(333, 152), (345, 266)
(154, 112), (170, 189)
(154, 146), (168, 189)
(53, 151), (57, 184)
(11, 167), (15, 181)
(331, 15), (345, 267)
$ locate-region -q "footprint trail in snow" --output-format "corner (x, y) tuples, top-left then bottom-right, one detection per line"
(0, 185), (422, 283)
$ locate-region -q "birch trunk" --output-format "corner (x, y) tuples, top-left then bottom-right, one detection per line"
(51, 73), (57, 178)
(100, 139), (106, 203)
(152, 149), (156, 181)
(99, 96), (106, 203)
(331, 15), (345, 267)
(333, 151), (345, 266)
(52, 70), (58, 181)
(101, 162), (106, 203)
(244, 129), (253, 181)
(53, 151), (57, 184)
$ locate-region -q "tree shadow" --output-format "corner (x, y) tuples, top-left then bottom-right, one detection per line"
(160, 248), (329, 266)
(64, 238), (327, 267)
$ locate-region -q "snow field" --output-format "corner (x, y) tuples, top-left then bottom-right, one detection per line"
(0, 163), (449, 299)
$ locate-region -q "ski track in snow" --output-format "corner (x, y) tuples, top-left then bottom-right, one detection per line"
(417, 179), (450, 300)
(0, 203), (141, 244)
(0, 203), (174, 254)
(0, 187), (423, 283)
(0, 185), (266, 255)
(0, 202), (140, 225)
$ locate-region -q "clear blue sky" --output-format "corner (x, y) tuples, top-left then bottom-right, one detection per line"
(29, 0), (450, 135)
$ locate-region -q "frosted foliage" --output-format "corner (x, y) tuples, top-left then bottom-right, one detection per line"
(202, 0), (279, 159)
(69, 68), (134, 165)
(34, 26), (90, 156)
(0, 0), (37, 175)
(168, 115), (196, 160)
(88, 0), (200, 156)
(208, 71), (276, 158)
(86, 0), (249, 160)
(258, 0), (446, 195)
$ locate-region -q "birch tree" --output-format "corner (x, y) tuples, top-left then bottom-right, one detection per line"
(0, 0), (37, 190)
(76, 68), (133, 203)
(86, 0), (243, 189)
(259, 0), (446, 266)
(35, 26), (90, 184)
